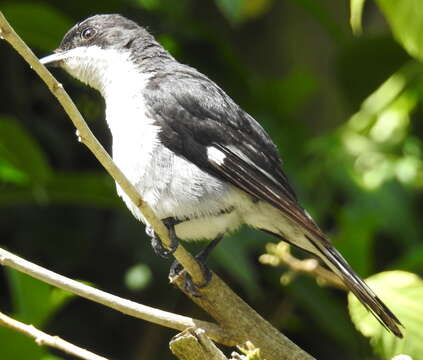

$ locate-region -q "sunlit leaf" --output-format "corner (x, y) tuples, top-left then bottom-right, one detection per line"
(348, 271), (423, 359)
(350, 0), (366, 35)
(49, 287), (75, 315)
(6, 269), (57, 326)
(0, 327), (46, 360)
(1, 3), (72, 52)
(0, 161), (28, 184)
(376, 0), (423, 61)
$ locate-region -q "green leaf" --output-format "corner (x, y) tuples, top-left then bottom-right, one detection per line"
(350, 0), (366, 35)
(1, 3), (72, 52)
(0, 161), (28, 184)
(375, 0), (423, 61)
(348, 271), (423, 359)
(41, 356), (65, 360)
(0, 326), (46, 360)
(0, 116), (51, 184)
(6, 269), (75, 327)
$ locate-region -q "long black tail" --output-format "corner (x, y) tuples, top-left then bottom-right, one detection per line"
(306, 235), (403, 338)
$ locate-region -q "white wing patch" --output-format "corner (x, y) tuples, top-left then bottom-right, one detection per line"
(207, 146), (226, 165)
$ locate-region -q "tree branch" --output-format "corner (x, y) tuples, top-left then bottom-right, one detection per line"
(170, 328), (228, 360)
(260, 242), (347, 290)
(0, 12), (315, 360)
(0, 311), (109, 360)
(0, 247), (228, 343)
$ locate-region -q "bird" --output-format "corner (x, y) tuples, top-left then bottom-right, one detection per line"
(40, 14), (403, 337)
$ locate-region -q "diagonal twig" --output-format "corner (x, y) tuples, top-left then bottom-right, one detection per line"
(0, 311), (109, 360)
(0, 247), (230, 343)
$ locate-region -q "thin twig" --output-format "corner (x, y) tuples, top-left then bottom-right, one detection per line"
(0, 247), (229, 343)
(260, 242), (347, 290)
(0, 311), (109, 360)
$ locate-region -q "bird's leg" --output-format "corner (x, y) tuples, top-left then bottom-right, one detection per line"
(170, 234), (223, 296)
(147, 217), (181, 258)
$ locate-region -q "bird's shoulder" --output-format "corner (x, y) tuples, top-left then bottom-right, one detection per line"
(143, 64), (296, 200)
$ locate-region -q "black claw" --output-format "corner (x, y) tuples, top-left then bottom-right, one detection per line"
(169, 257), (211, 297)
(147, 218), (180, 258)
(151, 235), (174, 258)
(169, 235), (223, 296)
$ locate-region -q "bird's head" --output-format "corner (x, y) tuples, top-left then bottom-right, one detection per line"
(40, 14), (154, 91)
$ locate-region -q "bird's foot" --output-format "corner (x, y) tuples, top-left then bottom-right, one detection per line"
(150, 234), (178, 258)
(169, 253), (212, 297)
(169, 235), (223, 296)
(146, 218), (180, 258)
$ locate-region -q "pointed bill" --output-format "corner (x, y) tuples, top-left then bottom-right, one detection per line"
(39, 51), (69, 66)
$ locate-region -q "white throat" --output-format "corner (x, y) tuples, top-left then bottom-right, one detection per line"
(61, 46), (144, 96)
(61, 45), (152, 131)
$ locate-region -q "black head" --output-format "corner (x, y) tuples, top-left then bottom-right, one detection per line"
(58, 14), (146, 52)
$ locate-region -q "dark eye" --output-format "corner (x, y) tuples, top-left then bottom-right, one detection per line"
(81, 27), (96, 40)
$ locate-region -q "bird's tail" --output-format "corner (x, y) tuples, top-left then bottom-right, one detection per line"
(305, 234), (403, 338)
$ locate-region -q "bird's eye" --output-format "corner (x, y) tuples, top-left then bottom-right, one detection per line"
(81, 27), (96, 40)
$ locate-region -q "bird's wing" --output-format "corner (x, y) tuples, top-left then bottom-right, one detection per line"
(144, 68), (403, 337)
(144, 68), (325, 239)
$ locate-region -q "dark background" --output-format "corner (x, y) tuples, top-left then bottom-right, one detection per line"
(0, 1), (422, 359)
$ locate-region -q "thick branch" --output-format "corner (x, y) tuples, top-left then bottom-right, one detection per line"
(172, 272), (313, 360)
(170, 328), (228, 360)
(0, 12), (315, 360)
(0, 311), (109, 360)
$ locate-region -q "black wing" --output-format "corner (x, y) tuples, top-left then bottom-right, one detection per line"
(144, 66), (324, 239)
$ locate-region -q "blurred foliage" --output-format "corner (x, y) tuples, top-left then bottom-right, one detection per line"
(0, 0), (423, 359)
(376, 0), (423, 61)
(0, 269), (73, 360)
(1, 4), (73, 51)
